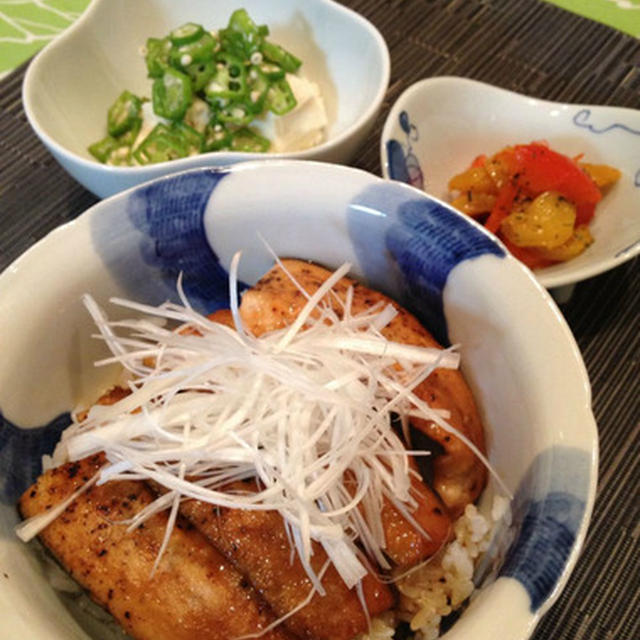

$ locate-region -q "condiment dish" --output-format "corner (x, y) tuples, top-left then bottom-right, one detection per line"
(381, 76), (640, 290)
(22, 0), (390, 198)
(0, 161), (596, 640)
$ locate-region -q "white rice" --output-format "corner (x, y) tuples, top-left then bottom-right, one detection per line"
(357, 496), (510, 640)
(354, 612), (397, 640)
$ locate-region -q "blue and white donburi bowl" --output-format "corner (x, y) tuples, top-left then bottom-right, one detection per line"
(0, 161), (597, 640)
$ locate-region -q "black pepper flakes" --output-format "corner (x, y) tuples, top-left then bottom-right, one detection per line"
(66, 462), (80, 479)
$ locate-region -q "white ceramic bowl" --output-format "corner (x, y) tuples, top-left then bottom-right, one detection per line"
(22, 0), (389, 198)
(380, 76), (640, 289)
(0, 162), (597, 640)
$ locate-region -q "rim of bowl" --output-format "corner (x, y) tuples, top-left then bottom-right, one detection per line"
(22, 0), (391, 174)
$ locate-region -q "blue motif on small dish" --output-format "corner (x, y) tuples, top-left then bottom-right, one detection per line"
(347, 183), (505, 345)
(0, 412), (70, 504)
(573, 108), (640, 137)
(573, 109), (640, 187)
(475, 446), (590, 612)
(386, 110), (424, 189)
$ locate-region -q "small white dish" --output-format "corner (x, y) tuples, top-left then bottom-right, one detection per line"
(380, 76), (640, 289)
(0, 161), (596, 640)
(22, 0), (390, 198)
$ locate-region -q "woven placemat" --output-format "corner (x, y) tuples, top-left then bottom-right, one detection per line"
(0, 1), (638, 639)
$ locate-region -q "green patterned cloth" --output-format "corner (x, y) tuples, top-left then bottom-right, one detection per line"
(0, 0), (637, 78)
(545, 0), (640, 37)
(0, 0), (90, 77)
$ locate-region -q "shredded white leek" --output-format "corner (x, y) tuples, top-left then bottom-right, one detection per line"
(25, 257), (501, 592)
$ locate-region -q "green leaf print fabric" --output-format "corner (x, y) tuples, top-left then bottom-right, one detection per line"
(544, 0), (640, 37)
(0, 0), (90, 77)
(0, 0), (637, 80)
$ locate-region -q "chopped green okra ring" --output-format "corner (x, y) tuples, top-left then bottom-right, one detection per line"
(204, 123), (232, 151)
(170, 22), (205, 47)
(219, 9), (268, 58)
(186, 59), (216, 92)
(246, 66), (270, 113)
(230, 127), (270, 152)
(88, 136), (120, 163)
(266, 78), (297, 115)
(258, 61), (285, 81)
(152, 68), (193, 120)
(145, 37), (172, 78)
(107, 90), (142, 137)
(171, 121), (204, 154)
(260, 40), (301, 73)
(205, 53), (247, 101)
(169, 32), (216, 68)
(133, 123), (188, 164)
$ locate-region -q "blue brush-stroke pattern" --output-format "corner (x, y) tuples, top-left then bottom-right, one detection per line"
(500, 492), (585, 610)
(0, 412), (70, 504)
(573, 108), (640, 136)
(126, 170), (241, 311)
(387, 199), (504, 344)
(386, 139), (411, 183)
(475, 446), (591, 612)
(347, 184), (504, 345)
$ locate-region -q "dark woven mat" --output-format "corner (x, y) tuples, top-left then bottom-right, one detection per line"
(1, 1), (638, 639)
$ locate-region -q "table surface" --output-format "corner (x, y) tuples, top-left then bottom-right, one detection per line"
(1, 1), (639, 639)
(0, 0), (638, 78)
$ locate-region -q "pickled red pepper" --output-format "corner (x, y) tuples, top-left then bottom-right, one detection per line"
(448, 142), (620, 269)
